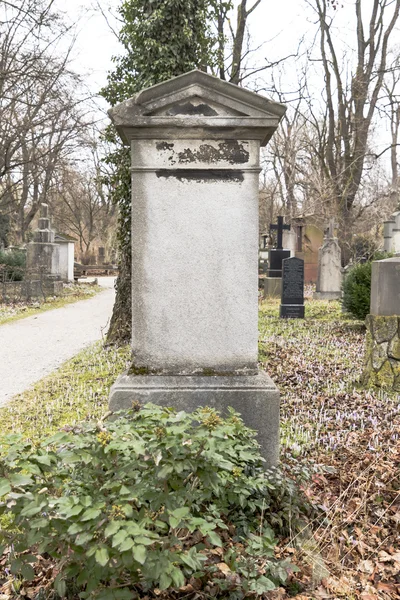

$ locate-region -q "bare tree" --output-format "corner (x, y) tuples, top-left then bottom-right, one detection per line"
(0, 0), (92, 242)
(307, 0), (400, 249)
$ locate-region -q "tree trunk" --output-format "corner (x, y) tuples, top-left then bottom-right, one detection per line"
(106, 243), (131, 345)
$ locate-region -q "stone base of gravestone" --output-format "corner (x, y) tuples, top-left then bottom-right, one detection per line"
(280, 304), (305, 318)
(264, 277), (282, 298)
(363, 257), (400, 389)
(313, 291), (341, 301)
(363, 315), (400, 390)
(109, 372), (280, 467)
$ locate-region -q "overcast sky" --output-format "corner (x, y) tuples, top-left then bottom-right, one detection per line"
(56, 0), (400, 156)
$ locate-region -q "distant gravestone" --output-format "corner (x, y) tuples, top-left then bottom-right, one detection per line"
(313, 218), (342, 300)
(383, 211), (400, 254)
(264, 216), (290, 298)
(98, 247), (106, 263)
(26, 203), (60, 277)
(280, 256), (305, 318)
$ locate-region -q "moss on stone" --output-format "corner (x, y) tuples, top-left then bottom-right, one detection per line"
(128, 363), (160, 376)
(375, 360), (395, 388)
(371, 315), (398, 343)
(200, 368), (238, 376)
(388, 335), (400, 360)
(371, 342), (388, 371)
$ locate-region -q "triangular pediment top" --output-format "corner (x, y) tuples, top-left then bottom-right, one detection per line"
(112, 70), (286, 120)
(145, 92), (248, 118)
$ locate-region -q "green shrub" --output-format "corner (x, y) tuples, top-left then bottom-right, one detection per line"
(0, 250), (26, 281)
(341, 252), (390, 320)
(0, 405), (312, 599)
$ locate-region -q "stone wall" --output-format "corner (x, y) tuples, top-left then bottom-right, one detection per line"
(364, 315), (400, 390)
(0, 280), (63, 301)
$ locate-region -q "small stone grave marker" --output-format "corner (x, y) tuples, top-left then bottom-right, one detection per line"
(280, 256), (305, 318)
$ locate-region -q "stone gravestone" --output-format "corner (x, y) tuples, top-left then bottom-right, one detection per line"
(282, 229), (297, 257)
(264, 216), (290, 298)
(26, 204), (61, 279)
(363, 257), (400, 390)
(108, 69), (286, 466)
(383, 211), (400, 254)
(313, 219), (342, 300)
(280, 257), (305, 318)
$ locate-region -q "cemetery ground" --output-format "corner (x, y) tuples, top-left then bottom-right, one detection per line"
(0, 294), (399, 600)
(0, 282), (102, 326)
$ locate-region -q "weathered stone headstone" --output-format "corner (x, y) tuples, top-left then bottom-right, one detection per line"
(282, 229), (297, 257)
(54, 233), (75, 282)
(314, 219), (342, 300)
(280, 256), (305, 318)
(26, 204), (60, 278)
(108, 69), (286, 465)
(363, 257), (400, 390)
(383, 211), (400, 254)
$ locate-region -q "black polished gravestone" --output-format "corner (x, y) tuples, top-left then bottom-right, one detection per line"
(280, 257), (305, 318)
(268, 216), (290, 278)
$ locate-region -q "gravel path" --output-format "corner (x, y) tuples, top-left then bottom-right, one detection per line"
(0, 278), (116, 407)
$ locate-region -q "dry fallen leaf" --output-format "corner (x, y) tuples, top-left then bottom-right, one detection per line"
(216, 562), (231, 575)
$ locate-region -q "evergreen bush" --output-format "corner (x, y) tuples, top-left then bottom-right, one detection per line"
(0, 250), (26, 281)
(341, 252), (389, 320)
(0, 405), (312, 599)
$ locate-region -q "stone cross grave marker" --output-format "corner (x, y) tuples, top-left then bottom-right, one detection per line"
(280, 256), (305, 318)
(108, 69), (287, 466)
(270, 216), (290, 250)
(267, 216), (291, 278)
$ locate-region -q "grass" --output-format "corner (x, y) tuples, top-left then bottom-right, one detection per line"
(0, 342), (130, 441)
(0, 282), (103, 326)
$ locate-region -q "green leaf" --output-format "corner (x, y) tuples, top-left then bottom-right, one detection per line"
(0, 478), (11, 496)
(105, 520), (121, 537)
(112, 529), (128, 548)
(9, 474), (32, 486)
(170, 566), (185, 589)
(251, 576), (276, 594)
(30, 518), (48, 529)
(54, 574), (67, 597)
(132, 544), (146, 565)
(68, 522), (84, 535)
(122, 504), (133, 517)
(63, 504), (83, 517)
(75, 532), (93, 546)
(157, 464), (173, 479)
(20, 503), (43, 517)
(159, 572), (172, 590)
(119, 537), (134, 552)
(95, 547), (109, 567)
(10, 558), (23, 574)
(81, 508), (101, 521)
(168, 506), (189, 528)
(134, 536), (154, 546)
(207, 531), (223, 547)
(21, 564), (35, 581)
